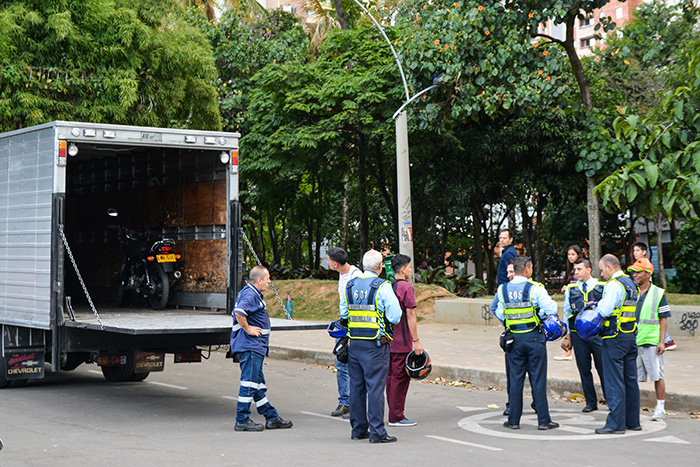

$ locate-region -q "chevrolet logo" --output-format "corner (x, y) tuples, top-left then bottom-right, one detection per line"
(20, 360), (39, 366)
(146, 355), (160, 361)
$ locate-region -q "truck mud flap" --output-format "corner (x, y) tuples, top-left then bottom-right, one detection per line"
(134, 352), (165, 373)
(4, 349), (45, 380)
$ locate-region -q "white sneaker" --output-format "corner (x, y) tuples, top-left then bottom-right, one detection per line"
(388, 418), (417, 427)
(651, 409), (666, 421)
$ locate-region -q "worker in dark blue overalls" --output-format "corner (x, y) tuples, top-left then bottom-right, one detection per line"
(595, 254), (640, 434)
(340, 250), (401, 443)
(494, 255), (559, 430)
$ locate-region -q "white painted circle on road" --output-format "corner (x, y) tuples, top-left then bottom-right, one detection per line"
(458, 408), (666, 440)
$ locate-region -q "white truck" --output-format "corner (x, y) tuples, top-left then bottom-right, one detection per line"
(0, 122), (315, 387)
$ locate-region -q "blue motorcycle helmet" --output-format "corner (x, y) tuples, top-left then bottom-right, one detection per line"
(575, 303), (604, 340)
(543, 316), (566, 341)
(327, 320), (347, 338)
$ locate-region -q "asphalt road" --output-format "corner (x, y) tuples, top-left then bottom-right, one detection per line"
(1, 356), (698, 467)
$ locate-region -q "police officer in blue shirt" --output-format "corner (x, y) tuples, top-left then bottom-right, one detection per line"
(560, 258), (606, 413)
(340, 250), (402, 443)
(594, 254), (640, 434)
(230, 266), (293, 432)
(494, 256), (559, 430)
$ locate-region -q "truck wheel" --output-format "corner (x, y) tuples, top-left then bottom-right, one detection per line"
(101, 352), (135, 382)
(130, 371), (149, 382)
(146, 265), (170, 310)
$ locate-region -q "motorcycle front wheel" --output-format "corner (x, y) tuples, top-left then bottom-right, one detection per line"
(146, 264), (170, 310)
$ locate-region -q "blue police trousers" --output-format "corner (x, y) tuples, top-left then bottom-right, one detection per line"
(235, 350), (279, 424)
(506, 329), (552, 426)
(348, 338), (390, 441)
(602, 332), (640, 431)
(571, 332), (605, 407)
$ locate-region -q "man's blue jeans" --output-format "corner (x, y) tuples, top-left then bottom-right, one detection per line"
(335, 338), (350, 406)
(236, 350), (279, 423)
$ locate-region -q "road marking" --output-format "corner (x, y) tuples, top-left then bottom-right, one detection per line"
(426, 435), (503, 452)
(644, 435), (690, 444)
(88, 370), (102, 375)
(147, 381), (188, 390)
(458, 406), (490, 412)
(300, 411), (349, 422)
(458, 408), (667, 441)
(222, 396), (237, 401)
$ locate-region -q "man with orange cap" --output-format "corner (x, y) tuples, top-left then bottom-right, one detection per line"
(628, 257), (671, 422)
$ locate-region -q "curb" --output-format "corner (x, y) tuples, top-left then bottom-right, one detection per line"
(268, 345), (700, 413)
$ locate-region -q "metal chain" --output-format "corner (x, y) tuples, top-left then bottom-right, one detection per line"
(59, 225), (104, 330)
(240, 229), (291, 320)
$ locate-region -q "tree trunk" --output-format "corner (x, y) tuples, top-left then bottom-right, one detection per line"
(535, 193), (545, 282)
(332, 0), (349, 30)
(656, 212), (667, 289)
(472, 209), (484, 282)
(561, 12), (601, 277)
(587, 177), (601, 276)
(359, 151), (369, 254)
(267, 212), (280, 266)
(520, 201), (533, 257)
(341, 173), (349, 250)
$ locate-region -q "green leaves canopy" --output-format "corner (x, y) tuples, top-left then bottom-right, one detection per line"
(0, 0), (221, 131)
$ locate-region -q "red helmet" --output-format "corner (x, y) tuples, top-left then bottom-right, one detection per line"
(405, 350), (432, 380)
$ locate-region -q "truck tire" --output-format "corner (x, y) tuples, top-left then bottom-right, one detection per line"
(130, 371), (149, 382)
(101, 352), (135, 382)
(146, 265), (169, 310)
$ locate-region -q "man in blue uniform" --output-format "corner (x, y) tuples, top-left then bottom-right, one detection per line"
(595, 254), (640, 434)
(230, 266), (293, 432)
(340, 250), (402, 443)
(497, 229), (518, 286)
(560, 258), (606, 412)
(494, 256), (559, 430)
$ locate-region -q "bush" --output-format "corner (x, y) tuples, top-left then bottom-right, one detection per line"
(670, 218), (700, 294)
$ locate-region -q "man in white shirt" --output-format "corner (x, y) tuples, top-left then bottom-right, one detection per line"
(327, 247), (361, 418)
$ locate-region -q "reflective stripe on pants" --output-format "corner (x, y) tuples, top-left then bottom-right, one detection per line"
(235, 350), (279, 423)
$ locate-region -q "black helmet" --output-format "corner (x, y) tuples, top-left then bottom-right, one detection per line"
(405, 350), (432, 380)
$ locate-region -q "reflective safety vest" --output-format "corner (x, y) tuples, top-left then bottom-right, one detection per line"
(603, 274), (639, 338)
(567, 280), (605, 333)
(345, 276), (392, 341)
(500, 281), (540, 333)
(636, 284), (665, 346)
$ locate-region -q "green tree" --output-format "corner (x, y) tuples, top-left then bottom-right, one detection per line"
(671, 218), (700, 294)
(0, 0), (221, 131)
(242, 26), (405, 266)
(399, 0), (635, 275)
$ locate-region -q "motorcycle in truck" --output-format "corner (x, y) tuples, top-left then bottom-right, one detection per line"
(110, 209), (182, 310)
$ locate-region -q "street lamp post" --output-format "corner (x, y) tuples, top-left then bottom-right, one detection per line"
(350, 1), (440, 278)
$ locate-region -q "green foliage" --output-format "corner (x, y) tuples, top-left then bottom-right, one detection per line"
(419, 266), (485, 297)
(0, 0), (221, 131)
(670, 218), (700, 294)
(198, 9), (309, 133)
(398, 0), (570, 124)
(597, 42), (700, 220)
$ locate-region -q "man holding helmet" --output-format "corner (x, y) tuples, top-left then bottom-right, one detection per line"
(386, 254), (424, 428)
(494, 256), (559, 430)
(595, 254), (640, 434)
(561, 258), (606, 413)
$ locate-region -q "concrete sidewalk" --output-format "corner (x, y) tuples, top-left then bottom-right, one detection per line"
(269, 322), (700, 412)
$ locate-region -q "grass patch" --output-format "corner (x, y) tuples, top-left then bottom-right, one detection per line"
(263, 280), (454, 322)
